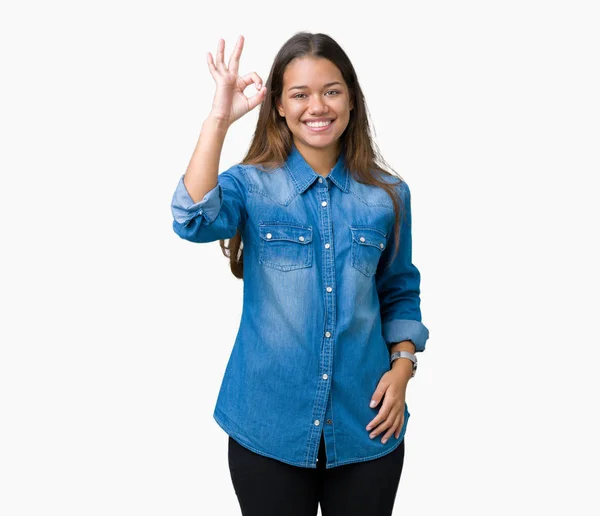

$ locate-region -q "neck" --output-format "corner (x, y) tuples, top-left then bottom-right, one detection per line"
(294, 140), (341, 177)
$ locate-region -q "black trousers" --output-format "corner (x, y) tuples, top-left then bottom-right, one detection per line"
(228, 431), (405, 516)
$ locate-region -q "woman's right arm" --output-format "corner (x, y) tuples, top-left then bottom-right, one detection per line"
(182, 114), (230, 205)
(170, 35), (266, 243)
(170, 116), (243, 243)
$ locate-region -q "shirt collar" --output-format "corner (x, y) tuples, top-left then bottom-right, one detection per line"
(284, 142), (350, 194)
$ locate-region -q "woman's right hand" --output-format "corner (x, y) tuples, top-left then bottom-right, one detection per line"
(206, 36), (267, 128)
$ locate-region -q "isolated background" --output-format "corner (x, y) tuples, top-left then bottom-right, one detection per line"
(1, 0), (599, 514)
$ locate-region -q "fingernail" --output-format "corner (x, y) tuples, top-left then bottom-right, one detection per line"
(370, 433), (375, 439)
(382, 438), (388, 444)
(370, 400), (377, 408)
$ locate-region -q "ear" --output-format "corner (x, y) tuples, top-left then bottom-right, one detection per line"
(275, 98), (285, 118)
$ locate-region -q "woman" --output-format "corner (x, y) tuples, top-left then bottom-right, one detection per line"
(170, 32), (430, 516)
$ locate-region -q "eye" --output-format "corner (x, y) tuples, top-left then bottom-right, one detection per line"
(292, 90), (341, 99)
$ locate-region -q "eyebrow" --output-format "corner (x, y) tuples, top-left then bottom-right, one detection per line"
(288, 81), (343, 92)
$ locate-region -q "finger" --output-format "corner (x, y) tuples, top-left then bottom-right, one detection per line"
(382, 413), (402, 444)
(246, 85), (268, 111)
(228, 35), (244, 76)
(239, 72), (264, 92)
(369, 383), (388, 409)
(206, 52), (218, 80)
(395, 411), (405, 439)
(368, 411), (398, 439)
(216, 38), (227, 71)
(366, 400), (395, 436)
(366, 393), (395, 431)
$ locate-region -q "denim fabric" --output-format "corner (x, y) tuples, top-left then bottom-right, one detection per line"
(171, 142), (430, 469)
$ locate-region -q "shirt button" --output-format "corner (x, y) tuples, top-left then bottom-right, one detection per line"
(326, 286), (332, 293)
(322, 373), (328, 380)
(324, 243), (330, 249)
(321, 201), (327, 207)
(380, 243), (384, 249)
(360, 236), (365, 242)
(266, 233), (272, 239)
(299, 236), (305, 242)
(325, 332), (331, 338)
(326, 419), (333, 425)
(318, 177), (323, 183)
(314, 420), (320, 426)
(199, 210), (203, 215)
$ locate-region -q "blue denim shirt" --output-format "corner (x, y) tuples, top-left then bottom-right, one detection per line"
(171, 143), (429, 469)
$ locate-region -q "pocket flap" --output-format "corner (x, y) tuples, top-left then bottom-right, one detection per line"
(259, 223), (313, 244)
(350, 226), (387, 251)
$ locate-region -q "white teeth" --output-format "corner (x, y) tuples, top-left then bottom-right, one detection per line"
(306, 120), (332, 128)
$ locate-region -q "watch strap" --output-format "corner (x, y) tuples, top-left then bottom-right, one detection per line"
(389, 350), (418, 377)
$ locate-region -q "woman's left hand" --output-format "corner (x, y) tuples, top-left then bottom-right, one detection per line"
(365, 364), (412, 443)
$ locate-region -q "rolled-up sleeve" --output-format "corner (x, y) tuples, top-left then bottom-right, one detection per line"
(170, 164), (247, 243)
(375, 181), (430, 352)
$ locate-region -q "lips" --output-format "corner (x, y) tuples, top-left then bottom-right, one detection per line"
(303, 119), (335, 132)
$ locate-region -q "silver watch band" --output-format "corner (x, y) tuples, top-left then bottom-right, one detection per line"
(389, 350), (418, 377)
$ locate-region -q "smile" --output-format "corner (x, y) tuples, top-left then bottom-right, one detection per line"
(304, 119), (335, 132)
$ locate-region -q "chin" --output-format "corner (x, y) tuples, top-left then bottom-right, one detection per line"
(294, 130), (341, 145)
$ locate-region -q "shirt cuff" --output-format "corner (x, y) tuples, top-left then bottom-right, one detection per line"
(171, 174), (223, 225)
(383, 319), (430, 352)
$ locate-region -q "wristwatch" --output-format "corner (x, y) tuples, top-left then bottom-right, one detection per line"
(390, 351), (418, 378)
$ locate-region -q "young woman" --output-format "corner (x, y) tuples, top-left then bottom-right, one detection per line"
(170, 32), (430, 516)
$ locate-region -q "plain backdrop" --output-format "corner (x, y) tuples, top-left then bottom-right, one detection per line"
(1, 1), (599, 514)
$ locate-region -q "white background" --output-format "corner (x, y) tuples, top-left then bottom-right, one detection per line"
(1, 1), (599, 514)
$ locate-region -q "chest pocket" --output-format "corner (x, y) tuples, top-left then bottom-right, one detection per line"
(259, 222), (313, 272)
(350, 225), (388, 277)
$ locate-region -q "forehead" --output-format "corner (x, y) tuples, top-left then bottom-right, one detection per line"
(282, 57), (345, 88)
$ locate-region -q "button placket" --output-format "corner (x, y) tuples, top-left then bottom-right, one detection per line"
(310, 177), (337, 466)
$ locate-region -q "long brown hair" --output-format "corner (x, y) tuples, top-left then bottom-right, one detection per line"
(221, 31), (407, 279)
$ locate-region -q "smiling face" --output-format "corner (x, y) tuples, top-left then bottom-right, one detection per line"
(276, 57), (353, 156)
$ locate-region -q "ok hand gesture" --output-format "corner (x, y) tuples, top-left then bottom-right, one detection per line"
(206, 35), (267, 128)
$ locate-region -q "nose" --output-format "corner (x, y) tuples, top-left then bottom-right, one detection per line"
(308, 94), (328, 115)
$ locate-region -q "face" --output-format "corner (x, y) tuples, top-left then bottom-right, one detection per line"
(276, 57), (353, 154)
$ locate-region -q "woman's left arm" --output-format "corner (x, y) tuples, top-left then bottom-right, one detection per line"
(367, 181), (429, 443)
(375, 180), (430, 353)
